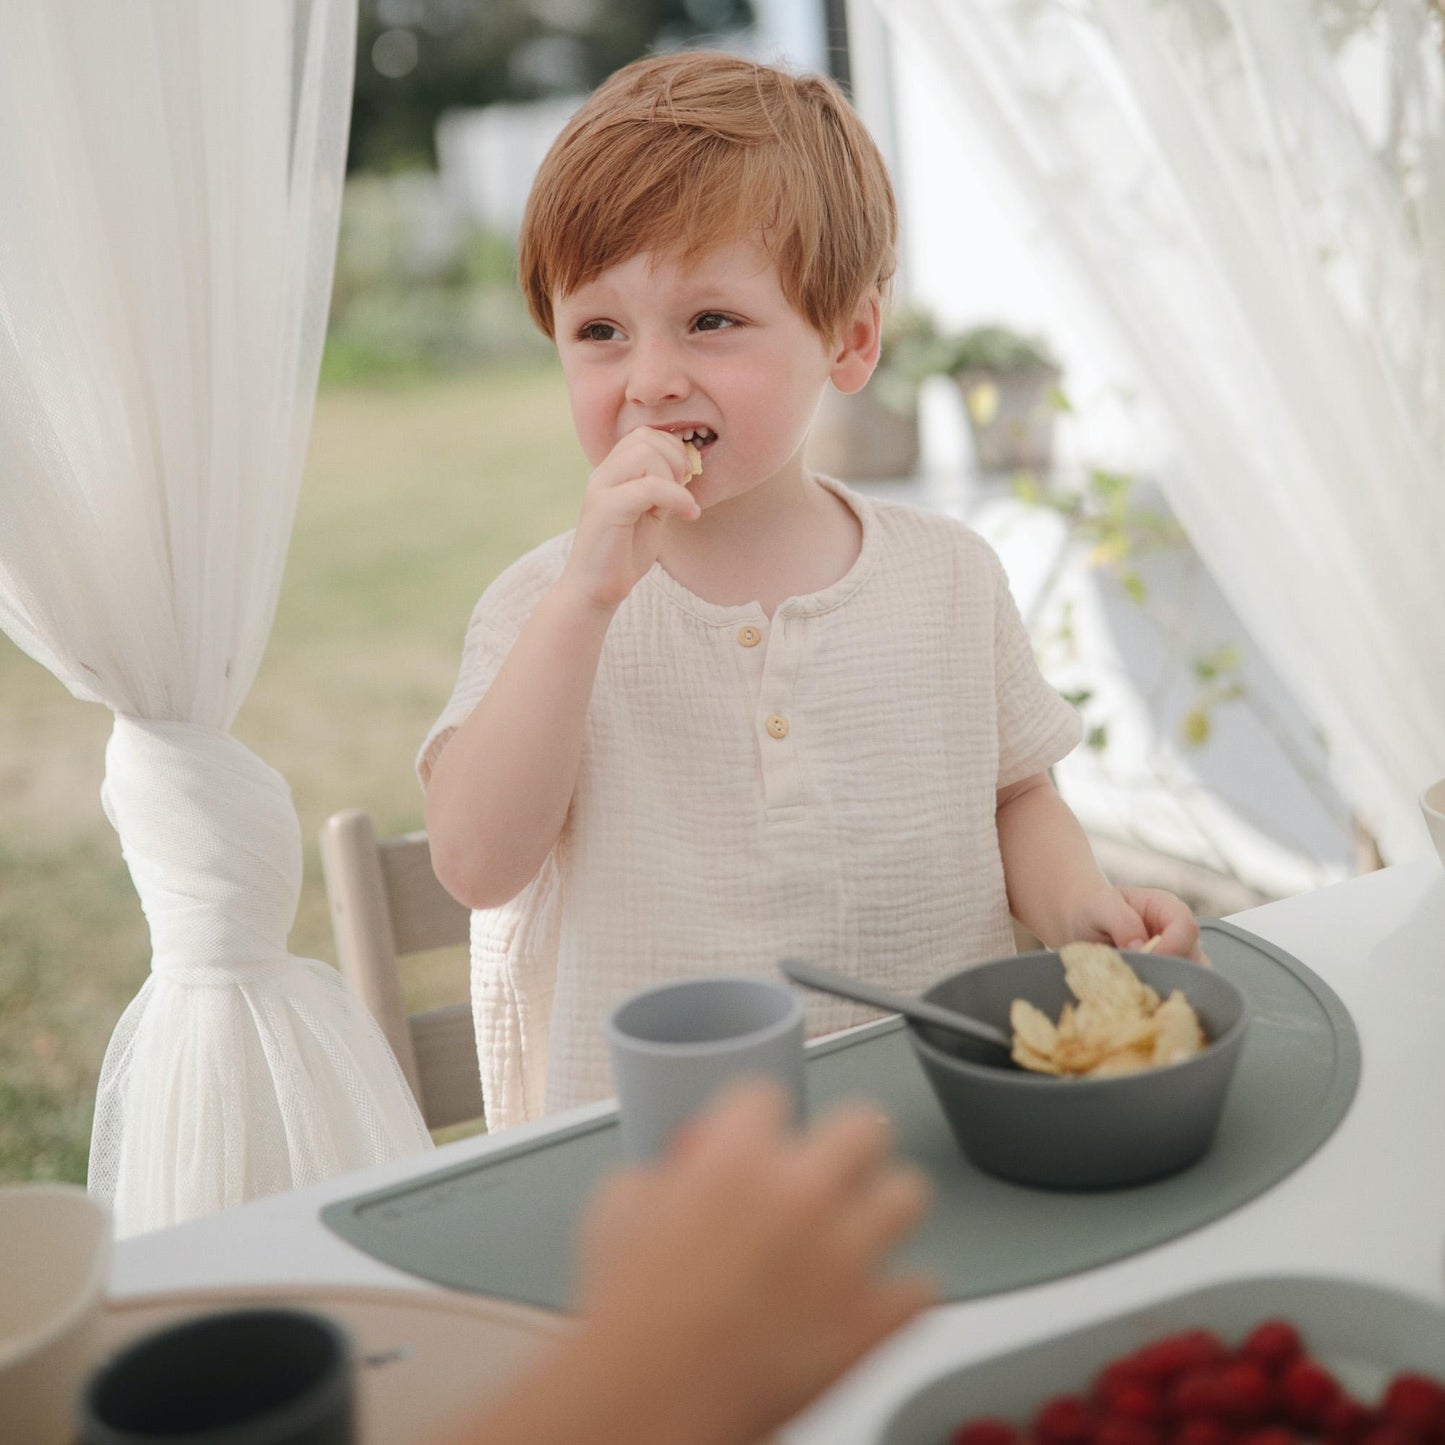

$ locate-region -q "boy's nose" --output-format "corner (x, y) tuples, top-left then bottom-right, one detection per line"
(625, 340), (690, 408)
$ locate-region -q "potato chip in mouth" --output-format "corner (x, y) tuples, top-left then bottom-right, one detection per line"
(1009, 942), (1207, 1077)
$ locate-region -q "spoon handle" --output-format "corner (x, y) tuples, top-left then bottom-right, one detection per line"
(778, 958), (1012, 1051)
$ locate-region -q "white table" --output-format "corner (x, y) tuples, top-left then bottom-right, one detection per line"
(113, 859), (1445, 1442)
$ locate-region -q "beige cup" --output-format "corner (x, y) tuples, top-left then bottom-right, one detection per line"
(1422, 778), (1445, 870)
(0, 1183), (110, 1444)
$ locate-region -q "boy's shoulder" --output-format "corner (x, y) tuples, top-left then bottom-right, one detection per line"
(857, 488), (1005, 576)
(480, 530), (575, 600)
(468, 530), (575, 630)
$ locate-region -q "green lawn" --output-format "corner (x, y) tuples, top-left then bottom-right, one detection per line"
(0, 361), (582, 1184)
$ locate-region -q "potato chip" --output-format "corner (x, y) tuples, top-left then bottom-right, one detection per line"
(1086, 1046), (1155, 1078)
(1010, 999), (1058, 1055)
(684, 440), (703, 477)
(1059, 941), (1155, 1022)
(1150, 990), (1206, 1066)
(1009, 942), (1208, 1078)
(1012, 1042), (1065, 1075)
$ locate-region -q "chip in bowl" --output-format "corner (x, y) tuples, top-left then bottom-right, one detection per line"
(1009, 943), (1206, 1077)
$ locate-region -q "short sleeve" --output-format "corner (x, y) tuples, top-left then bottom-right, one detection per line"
(989, 548), (1083, 788)
(415, 534), (572, 788)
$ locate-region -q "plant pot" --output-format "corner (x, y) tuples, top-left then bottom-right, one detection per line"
(806, 384), (920, 481)
(954, 363), (1062, 473)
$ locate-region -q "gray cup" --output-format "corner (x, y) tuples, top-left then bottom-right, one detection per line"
(607, 975), (806, 1161)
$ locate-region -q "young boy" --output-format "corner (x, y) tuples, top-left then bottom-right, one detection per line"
(420, 50), (1201, 1131)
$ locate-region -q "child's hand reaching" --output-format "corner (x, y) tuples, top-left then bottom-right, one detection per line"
(574, 1080), (935, 1445)
(1061, 884), (1208, 964)
(560, 426), (702, 613)
(435, 1080), (935, 1445)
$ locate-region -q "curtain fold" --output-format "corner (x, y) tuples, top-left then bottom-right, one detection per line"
(0, 1), (431, 1236)
(879, 0), (1445, 859)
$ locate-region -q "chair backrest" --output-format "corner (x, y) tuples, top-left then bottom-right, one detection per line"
(319, 809), (481, 1131)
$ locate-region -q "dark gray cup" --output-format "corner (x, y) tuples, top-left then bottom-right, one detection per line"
(608, 975), (807, 1161)
(79, 1308), (353, 1444)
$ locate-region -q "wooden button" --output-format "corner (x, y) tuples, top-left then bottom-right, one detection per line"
(737, 625), (761, 648)
(766, 714), (789, 739)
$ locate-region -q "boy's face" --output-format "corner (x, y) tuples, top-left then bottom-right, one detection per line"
(552, 237), (872, 511)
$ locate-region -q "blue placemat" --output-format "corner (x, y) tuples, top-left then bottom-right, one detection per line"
(322, 920), (1359, 1308)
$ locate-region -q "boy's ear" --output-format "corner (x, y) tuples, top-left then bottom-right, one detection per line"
(827, 294), (883, 396)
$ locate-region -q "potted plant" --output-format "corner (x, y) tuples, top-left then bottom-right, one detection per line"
(935, 323), (1063, 474)
(806, 306), (938, 481)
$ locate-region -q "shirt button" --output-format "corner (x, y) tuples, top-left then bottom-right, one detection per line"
(766, 714), (789, 739)
(737, 625), (761, 648)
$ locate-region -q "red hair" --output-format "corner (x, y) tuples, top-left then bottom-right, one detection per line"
(518, 51), (897, 343)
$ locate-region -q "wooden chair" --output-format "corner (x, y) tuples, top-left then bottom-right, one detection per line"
(319, 809), (482, 1131)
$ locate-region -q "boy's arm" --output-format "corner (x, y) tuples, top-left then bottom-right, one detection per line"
(425, 581), (611, 910)
(425, 426), (699, 911)
(996, 773), (1203, 960)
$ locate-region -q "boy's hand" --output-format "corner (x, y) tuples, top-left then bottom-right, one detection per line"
(560, 426), (702, 613)
(1061, 885), (1208, 964)
(575, 1081), (936, 1445)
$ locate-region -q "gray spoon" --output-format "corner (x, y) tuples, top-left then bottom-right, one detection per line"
(779, 958), (1015, 1061)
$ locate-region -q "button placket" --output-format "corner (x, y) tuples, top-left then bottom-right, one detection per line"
(756, 607), (805, 811)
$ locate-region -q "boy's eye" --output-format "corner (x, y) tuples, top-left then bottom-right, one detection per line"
(693, 312), (736, 332)
(578, 322), (618, 342)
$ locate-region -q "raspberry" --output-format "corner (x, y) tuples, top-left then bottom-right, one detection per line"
(1280, 1360), (1342, 1428)
(1107, 1384), (1166, 1425)
(1173, 1420), (1234, 1445)
(1321, 1398), (1377, 1443)
(1215, 1361), (1274, 1423)
(1034, 1395), (1096, 1445)
(1238, 1320), (1304, 1375)
(1095, 1361), (1153, 1410)
(1381, 1375), (1445, 1436)
(1169, 1369), (1227, 1420)
(951, 1418), (1025, 1445)
(1094, 1417), (1162, 1445)
(1359, 1427), (1424, 1445)
(1130, 1330), (1229, 1384)
(1235, 1430), (1297, 1445)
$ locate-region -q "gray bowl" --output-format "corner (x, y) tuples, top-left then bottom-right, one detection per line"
(907, 950), (1249, 1189)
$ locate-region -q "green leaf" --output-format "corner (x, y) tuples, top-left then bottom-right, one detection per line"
(1061, 688), (1094, 708)
(1119, 571), (1147, 604)
(1011, 472), (1042, 505)
(1089, 535), (1129, 566)
(1181, 709), (1211, 747)
(1085, 725), (1109, 751)
(1089, 468), (1133, 500)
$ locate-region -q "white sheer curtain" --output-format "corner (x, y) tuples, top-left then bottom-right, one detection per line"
(0, 2), (431, 1236)
(879, 0), (1445, 860)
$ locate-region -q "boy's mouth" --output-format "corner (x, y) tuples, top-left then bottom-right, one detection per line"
(674, 425), (719, 451)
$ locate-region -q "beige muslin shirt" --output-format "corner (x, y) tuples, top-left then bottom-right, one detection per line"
(419, 478), (1081, 1130)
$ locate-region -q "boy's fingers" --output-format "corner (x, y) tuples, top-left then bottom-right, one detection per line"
(1093, 892), (1149, 950)
(835, 1162), (933, 1265)
(1130, 891), (1202, 961)
(792, 1104), (893, 1198)
(612, 475), (700, 521)
(687, 1078), (792, 1163)
(633, 425), (692, 480)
